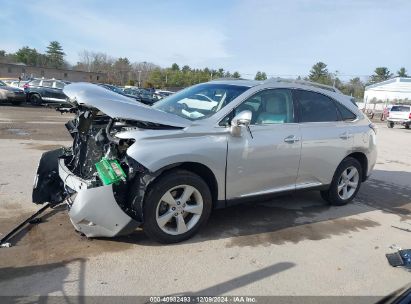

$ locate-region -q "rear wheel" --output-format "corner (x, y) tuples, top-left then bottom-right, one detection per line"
(405, 124), (410, 129)
(321, 157), (362, 206)
(142, 170), (212, 243)
(387, 121), (394, 128)
(29, 93), (42, 106)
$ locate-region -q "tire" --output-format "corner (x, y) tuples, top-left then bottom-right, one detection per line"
(142, 169), (212, 243)
(29, 93), (42, 106)
(11, 100), (22, 106)
(320, 157), (362, 206)
(405, 124), (410, 129)
(387, 121), (394, 128)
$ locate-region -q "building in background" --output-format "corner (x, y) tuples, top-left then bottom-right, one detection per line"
(363, 77), (411, 111)
(0, 62), (107, 83)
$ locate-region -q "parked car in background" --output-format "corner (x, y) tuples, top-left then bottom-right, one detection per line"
(33, 79), (377, 243)
(156, 90), (174, 98)
(139, 90), (160, 105)
(98, 84), (142, 103)
(387, 105), (411, 128)
(24, 78), (70, 105)
(122, 87), (160, 105)
(0, 78), (27, 91)
(0, 80), (26, 105)
(7, 80), (28, 91)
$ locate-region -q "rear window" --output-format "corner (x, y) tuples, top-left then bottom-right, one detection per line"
(294, 90), (339, 122)
(391, 106), (410, 112)
(42, 80), (53, 87)
(54, 81), (65, 89)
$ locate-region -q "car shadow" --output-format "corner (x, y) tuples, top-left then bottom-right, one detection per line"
(112, 169), (411, 247)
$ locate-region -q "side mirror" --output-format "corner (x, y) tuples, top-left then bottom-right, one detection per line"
(230, 110), (252, 137)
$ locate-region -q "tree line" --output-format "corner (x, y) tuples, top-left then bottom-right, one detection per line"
(304, 62), (408, 99)
(0, 41), (66, 69)
(0, 42), (409, 99)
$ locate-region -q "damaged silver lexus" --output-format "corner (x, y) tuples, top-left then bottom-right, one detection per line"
(32, 79), (377, 243)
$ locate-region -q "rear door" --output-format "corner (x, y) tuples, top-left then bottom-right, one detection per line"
(293, 89), (353, 187)
(40, 80), (55, 102)
(53, 81), (67, 101)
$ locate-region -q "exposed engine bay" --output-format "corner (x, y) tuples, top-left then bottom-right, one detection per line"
(32, 104), (181, 235)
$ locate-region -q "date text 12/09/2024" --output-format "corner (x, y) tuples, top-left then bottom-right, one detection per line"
(149, 296), (257, 303)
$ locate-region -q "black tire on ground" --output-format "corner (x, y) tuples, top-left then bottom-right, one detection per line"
(387, 121), (394, 128)
(11, 100), (22, 106)
(320, 157), (363, 206)
(142, 169), (212, 243)
(405, 124), (410, 129)
(29, 93), (42, 106)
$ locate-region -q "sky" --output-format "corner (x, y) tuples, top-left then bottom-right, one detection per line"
(1, 0), (410, 80)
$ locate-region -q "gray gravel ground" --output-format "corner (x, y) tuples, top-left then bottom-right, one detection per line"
(0, 105), (410, 299)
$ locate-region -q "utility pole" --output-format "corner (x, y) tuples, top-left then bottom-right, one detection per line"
(138, 70), (142, 87)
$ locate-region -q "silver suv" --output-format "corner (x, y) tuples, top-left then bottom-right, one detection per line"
(32, 79), (377, 243)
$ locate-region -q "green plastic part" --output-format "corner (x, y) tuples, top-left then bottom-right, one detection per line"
(95, 158), (126, 185)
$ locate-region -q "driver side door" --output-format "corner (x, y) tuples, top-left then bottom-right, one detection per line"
(225, 88), (302, 200)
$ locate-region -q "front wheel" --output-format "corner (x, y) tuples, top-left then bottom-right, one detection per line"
(405, 124), (410, 129)
(387, 121), (394, 128)
(321, 157), (362, 206)
(142, 170), (212, 243)
(29, 93), (42, 106)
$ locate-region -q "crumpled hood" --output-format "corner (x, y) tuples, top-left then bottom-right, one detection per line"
(63, 82), (190, 128)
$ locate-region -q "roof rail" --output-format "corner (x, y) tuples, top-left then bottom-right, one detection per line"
(264, 77), (341, 93)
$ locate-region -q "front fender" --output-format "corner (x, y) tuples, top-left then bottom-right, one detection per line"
(125, 134), (228, 201)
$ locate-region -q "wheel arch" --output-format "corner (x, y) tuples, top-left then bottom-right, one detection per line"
(155, 162), (219, 206)
(346, 152), (368, 182)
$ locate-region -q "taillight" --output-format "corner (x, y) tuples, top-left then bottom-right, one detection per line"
(409, 113), (411, 119)
(369, 123), (377, 134)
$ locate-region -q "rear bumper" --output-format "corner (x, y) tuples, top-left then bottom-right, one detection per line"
(58, 158), (140, 237)
(388, 118), (411, 125)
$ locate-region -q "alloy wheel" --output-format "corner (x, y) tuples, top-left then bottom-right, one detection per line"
(337, 166), (359, 200)
(155, 184), (203, 235)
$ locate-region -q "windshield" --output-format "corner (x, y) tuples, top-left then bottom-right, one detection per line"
(0, 80), (6, 86)
(153, 83), (249, 120)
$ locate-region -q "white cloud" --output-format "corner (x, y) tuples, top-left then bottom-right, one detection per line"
(23, 0), (230, 66)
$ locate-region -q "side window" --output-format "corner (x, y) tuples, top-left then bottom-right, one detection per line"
(54, 81), (65, 89)
(335, 102), (357, 121)
(31, 80), (41, 86)
(294, 90), (339, 122)
(42, 80), (53, 87)
(235, 89), (294, 125)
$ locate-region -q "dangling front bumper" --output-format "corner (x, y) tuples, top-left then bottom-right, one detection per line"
(58, 158), (140, 238)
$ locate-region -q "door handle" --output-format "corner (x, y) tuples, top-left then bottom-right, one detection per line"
(284, 135), (300, 143)
(339, 132), (352, 140)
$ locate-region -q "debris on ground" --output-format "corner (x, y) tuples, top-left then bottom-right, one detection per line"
(389, 244), (402, 251)
(0, 203), (50, 247)
(386, 249), (411, 268)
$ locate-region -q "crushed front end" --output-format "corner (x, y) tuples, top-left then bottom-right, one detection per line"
(32, 106), (150, 237)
